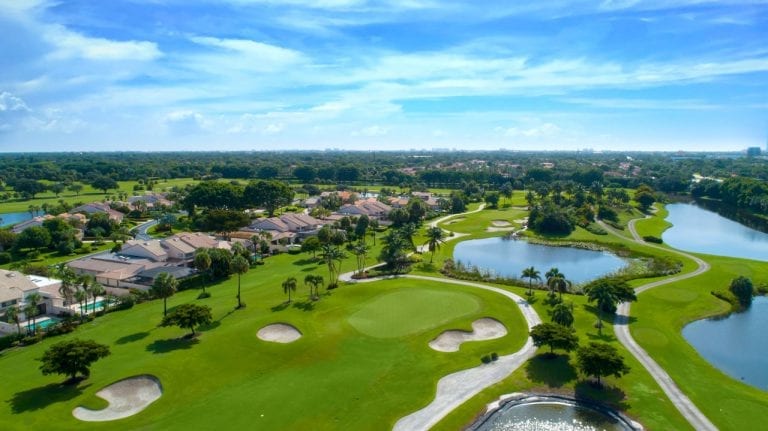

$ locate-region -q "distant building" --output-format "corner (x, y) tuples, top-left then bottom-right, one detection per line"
(747, 147), (762, 157)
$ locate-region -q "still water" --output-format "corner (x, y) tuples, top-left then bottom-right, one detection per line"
(662, 203), (768, 261)
(683, 296), (768, 391)
(0, 211), (34, 227)
(453, 237), (626, 284)
(472, 400), (634, 431)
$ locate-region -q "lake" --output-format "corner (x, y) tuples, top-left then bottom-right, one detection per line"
(0, 211), (34, 227)
(453, 237), (626, 284)
(662, 203), (768, 261)
(683, 296), (768, 391)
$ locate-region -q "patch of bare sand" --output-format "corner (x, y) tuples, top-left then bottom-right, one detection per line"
(258, 323), (302, 343)
(429, 318), (507, 352)
(73, 375), (162, 422)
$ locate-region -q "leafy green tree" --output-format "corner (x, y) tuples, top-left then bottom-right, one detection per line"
(91, 176), (119, 194)
(208, 248), (234, 279)
(530, 323), (579, 354)
(282, 276), (298, 303)
(50, 182), (66, 197)
(301, 236), (321, 259)
(634, 184), (656, 212)
(193, 249), (212, 294)
(183, 181), (244, 215)
(15, 226), (51, 251)
(243, 180), (294, 217)
(231, 255), (249, 309)
(551, 302), (575, 328)
(200, 209), (249, 236)
(379, 229), (412, 274)
(293, 166), (316, 182)
(406, 199), (428, 224)
(67, 183), (84, 196)
(160, 303), (213, 337)
(388, 208), (410, 228)
(585, 279), (637, 334)
(354, 214), (370, 240)
(40, 339), (110, 382)
(500, 183), (513, 206)
(521, 266), (541, 296)
(576, 342), (630, 386)
(424, 226), (445, 263)
(13, 179), (47, 198)
(484, 192), (500, 208)
(368, 219), (379, 245)
(729, 276), (754, 308)
(151, 272), (178, 316)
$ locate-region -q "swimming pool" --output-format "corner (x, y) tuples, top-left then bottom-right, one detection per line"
(26, 317), (62, 332)
(78, 299), (107, 313)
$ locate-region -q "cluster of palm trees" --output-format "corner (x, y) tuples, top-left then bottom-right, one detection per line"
(56, 264), (107, 319)
(4, 292), (43, 335)
(520, 266), (573, 299)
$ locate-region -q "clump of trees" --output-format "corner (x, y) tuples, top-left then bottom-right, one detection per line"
(161, 303), (213, 337)
(576, 342), (630, 386)
(728, 276), (754, 309)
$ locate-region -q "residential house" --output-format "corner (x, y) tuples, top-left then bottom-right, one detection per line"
(71, 202), (125, 223)
(247, 213), (325, 245)
(121, 239), (169, 262)
(337, 199), (392, 220)
(0, 270), (66, 334)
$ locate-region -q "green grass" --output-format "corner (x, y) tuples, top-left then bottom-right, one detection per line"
(0, 251), (528, 431)
(348, 288), (481, 338)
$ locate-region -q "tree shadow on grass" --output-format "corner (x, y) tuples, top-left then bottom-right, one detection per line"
(292, 300), (315, 312)
(199, 320), (221, 333)
(8, 382), (90, 413)
(146, 337), (199, 354)
(525, 353), (577, 388)
(574, 380), (630, 411)
(292, 258), (319, 266)
(116, 331), (150, 345)
(271, 302), (290, 312)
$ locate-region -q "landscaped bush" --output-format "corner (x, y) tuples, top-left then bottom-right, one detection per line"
(26, 250), (41, 260)
(490, 352), (499, 361)
(585, 224), (608, 235)
(0, 333), (24, 351)
(643, 235), (663, 244)
(481, 355), (492, 364)
(0, 252), (11, 264)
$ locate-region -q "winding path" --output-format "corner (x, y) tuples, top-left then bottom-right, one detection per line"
(599, 216), (717, 431)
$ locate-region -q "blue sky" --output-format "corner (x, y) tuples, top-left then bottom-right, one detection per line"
(0, 0), (766, 152)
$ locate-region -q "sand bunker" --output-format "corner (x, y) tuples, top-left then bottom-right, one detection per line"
(491, 220), (511, 227)
(73, 375), (162, 422)
(258, 323), (302, 343)
(429, 318), (507, 352)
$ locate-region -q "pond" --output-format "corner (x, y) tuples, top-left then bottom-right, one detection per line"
(662, 203), (768, 261)
(470, 396), (638, 431)
(0, 211), (34, 227)
(682, 296), (768, 391)
(453, 237), (627, 284)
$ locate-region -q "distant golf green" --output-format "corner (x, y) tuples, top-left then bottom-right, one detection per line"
(348, 288), (481, 338)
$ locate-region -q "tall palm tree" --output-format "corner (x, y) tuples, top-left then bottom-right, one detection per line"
(424, 226), (445, 263)
(320, 244), (345, 287)
(551, 302), (574, 327)
(585, 282), (614, 335)
(521, 266), (541, 296)
(78, 275), (93, 317)
(368, 219), (379, 245)
(151, 272), (178, 317)
(24, 293), (42, 335)
(56, 264), (77, 306)
(231, 255), (249, 309)
(90, 281), (105, 313)
(193, 249), (212, 295)
(6, 305), (21, 334)
(282, 277), (297, 303)
(352, 241), (368, 275)
(75, 289), (88, 319)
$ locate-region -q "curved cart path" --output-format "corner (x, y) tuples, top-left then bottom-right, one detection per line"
(598, 216), (717, 431)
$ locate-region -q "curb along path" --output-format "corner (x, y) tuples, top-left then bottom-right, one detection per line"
(599, 216), (717, 431)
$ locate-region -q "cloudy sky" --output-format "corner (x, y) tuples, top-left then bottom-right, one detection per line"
(1, 0), (766, 152)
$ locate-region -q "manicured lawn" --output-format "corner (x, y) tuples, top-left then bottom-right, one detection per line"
(0, 254), (528, 430)
(348, 288), (481, 338)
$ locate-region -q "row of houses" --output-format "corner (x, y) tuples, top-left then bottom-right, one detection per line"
(66, 232), (231, 291)
(0, 269), (66, 334)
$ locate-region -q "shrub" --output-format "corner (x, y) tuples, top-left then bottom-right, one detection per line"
(585, 224), (608, 235)
(0, 252), (11, 264)
(27, 250), (41, 260)
(116, 295), (136, 310)
(197, 292), (211, 299)
(490, 352), (499, 361)
(481, 355), (492, 364)
(643, 235), (663, 244)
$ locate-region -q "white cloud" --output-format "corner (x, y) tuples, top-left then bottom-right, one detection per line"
(164, 111), (207, 135)
(0, 92), (30, 112)
(352, 125), (388, 136)
(495, 123), (561, 138)
(264, 123), (285, 134)
(45, 26), (161, 61)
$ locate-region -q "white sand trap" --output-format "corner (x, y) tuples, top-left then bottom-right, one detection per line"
(258, 323), (302, 343)
(491, 220), (511, 227)
(73, 375), (162, 422)
(429, 318), (507, 352)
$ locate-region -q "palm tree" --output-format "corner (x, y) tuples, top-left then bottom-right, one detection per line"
(231, 254), (249, 309)
(56, 264), (77, 306)
(320, 244), (345, 287)
(304, 274), (324, 300)
(521, 266), (541, 296)
(424, 226), (445, 263)
(24, 293), (42, 335)
(90, 281), (105, 313)
(352, 241), (368, 275)
(5, 305), (21, 334)
(151, 272), (178, 317)
(585, 282), (614, 335)
(75, 289), (88, 319)
(545, 267), (572, 300)
(78, 275), (94, 317)
(551, 302), (574, 327)
(368, 219), (379, 245)
(193, 249), (212, 295)
(282, 277), (297, 303)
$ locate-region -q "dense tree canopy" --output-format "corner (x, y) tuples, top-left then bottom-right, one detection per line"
(39, 339), (111, 381)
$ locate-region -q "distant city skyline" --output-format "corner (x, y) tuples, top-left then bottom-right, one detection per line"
(1, 1), (767, 152)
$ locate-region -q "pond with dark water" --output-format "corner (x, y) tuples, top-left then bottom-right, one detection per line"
(453, 237), (627, 284)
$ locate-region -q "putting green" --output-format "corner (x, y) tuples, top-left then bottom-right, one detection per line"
(347, 287), (481, 338)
